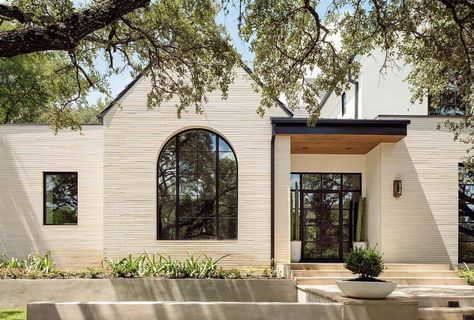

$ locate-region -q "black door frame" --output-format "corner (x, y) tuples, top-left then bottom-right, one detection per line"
(291, 172), (362, 263)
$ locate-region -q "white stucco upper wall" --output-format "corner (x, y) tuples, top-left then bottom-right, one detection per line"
(319, 49), (428, 119)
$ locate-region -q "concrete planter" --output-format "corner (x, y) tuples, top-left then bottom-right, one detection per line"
(336, 280), (397, 299)
(352, 241), (368, 250)
(291, 241), (302, 263)
(0, 279), (297, 308)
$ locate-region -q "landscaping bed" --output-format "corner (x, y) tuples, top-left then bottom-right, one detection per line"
(0, 252), (277, 280)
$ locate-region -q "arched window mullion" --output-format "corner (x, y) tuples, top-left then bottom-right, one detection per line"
(175, 136), (180, 239)
(216, 135), (220, 239)
(158, 129), (237, 240)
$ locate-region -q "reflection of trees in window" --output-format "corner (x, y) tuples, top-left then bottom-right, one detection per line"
(429, 82), (466, 116)
(459, 164), (474, 262)
(44, 173), (78, 225)
(158, 129), (237, 240)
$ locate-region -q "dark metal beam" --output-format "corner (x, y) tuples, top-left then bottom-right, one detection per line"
(271, 118), (410, 136)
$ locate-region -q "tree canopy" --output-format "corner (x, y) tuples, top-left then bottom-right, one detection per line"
(0, 0), (239, 129)
(0, 0), (473, 157)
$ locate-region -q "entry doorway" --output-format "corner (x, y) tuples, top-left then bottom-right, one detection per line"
(291, 173), (361, 262)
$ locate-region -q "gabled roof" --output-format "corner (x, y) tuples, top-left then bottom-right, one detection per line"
(97, 63), (293, 122)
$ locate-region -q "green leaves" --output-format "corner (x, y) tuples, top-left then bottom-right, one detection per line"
(0, 251), (55, 274)
(344, 247), (384, 279)
(1, 0), (239, 129)
(239, 0), (473, 127)
(103, 252), (237, 279)
(459, 263), (474, 285)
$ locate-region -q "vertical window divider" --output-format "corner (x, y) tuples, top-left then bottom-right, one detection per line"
(175, 137), (180, 239)
(216, 136), (220, 239)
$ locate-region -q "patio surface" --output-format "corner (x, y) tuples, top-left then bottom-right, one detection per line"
(298, 285), (474, 307)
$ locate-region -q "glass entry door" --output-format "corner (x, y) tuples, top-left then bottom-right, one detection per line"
(291, 173), (361, 262)
(302, 191), (341, 261)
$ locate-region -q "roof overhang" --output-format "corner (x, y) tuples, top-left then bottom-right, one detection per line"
(271, 118), (410, 154)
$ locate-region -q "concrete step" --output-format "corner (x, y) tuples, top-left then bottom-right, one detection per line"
(287, 263), (451, 271)
(384, 264), (451, 271)
(291, 270), (459, 278)
(287, 263), (346, 271)
(419, 307), (474, 320)
(295, 276), (467, 286)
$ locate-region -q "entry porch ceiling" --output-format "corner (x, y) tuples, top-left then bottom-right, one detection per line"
(272, 118), (410, 155)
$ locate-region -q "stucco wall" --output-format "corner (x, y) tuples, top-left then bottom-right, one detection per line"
(359, 50), (427, 119)
(0, 125), (103, 268)
(274, 136), (291, 263)
(319, 86), (356, 119)
(319, 49), (428, 120)
(379, 116), (466, 265)
(365, 146), (382, 249)
(102, 68), (287, 267)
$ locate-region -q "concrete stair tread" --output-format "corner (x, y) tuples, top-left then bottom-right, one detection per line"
(291, 270), (458, 277)
(294, 276), (463, 280)
(419, 307), (474, 320)
(287, 263), (451, 271)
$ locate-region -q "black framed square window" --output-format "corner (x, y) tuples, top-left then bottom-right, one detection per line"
(428, 83), (466, 116)
(341, 92), (347, 116)
(43, 172), (78, 225)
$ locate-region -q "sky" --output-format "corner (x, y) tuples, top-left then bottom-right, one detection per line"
(87, 0), (334, 105)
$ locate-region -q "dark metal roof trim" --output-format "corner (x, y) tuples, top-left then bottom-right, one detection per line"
(240, 63), (294, 118)
(271, 117), (410, 136)
(97, 71), (145, 122)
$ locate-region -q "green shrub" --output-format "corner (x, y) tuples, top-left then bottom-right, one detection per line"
(459, 263), (474, 285)
(344, 248), (384, 279)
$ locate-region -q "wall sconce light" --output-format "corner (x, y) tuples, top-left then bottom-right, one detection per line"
(393, 180), (402, 198)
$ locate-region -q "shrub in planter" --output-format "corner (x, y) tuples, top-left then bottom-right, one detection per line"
(344, 247), (384, 281)
(337, 248), (397, 299)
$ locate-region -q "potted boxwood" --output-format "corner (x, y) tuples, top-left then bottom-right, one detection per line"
(336, 247), (397, 299)
(353, 197), (368, 250)
(290, 182), (301, 262)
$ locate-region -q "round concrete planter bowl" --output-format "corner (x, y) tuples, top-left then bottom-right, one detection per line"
(336, 280), (397, 299)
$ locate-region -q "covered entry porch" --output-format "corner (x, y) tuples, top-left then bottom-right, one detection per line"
(270, 118), (410, 264)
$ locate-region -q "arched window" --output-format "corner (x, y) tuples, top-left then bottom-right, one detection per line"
(157, 129), (238, 240)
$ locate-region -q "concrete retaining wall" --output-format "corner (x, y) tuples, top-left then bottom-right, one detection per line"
(0, 279), (297, 307)
(27, 302), (343, 320)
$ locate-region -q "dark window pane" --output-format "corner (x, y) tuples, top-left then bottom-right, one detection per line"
(322, 193), (339, 210)
(302, 174), (321, 190)
(179, 130), (216, 152)
(342, 174), (361, 190)
(219, 218), (237, 239)
(158, 129), (237, 240)
(304, 242), (320, 259)
(179, 218), (216, 239)
(44, 173), (78, 225)
(158, 196), (176, 239)
(322, 174), (341, 190)
(304, 225), (317, 241)
(322, 243), (339, 259)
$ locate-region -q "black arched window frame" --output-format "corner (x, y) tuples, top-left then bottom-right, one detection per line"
(157, 129), (238, 240)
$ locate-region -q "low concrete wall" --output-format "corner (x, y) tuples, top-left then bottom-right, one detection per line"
(298, 287), (419, 320)
(0, 279), (297, 307)
(27, 302), (344, 320)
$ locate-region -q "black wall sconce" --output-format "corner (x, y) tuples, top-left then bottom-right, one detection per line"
(393, 180), (402, 198)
